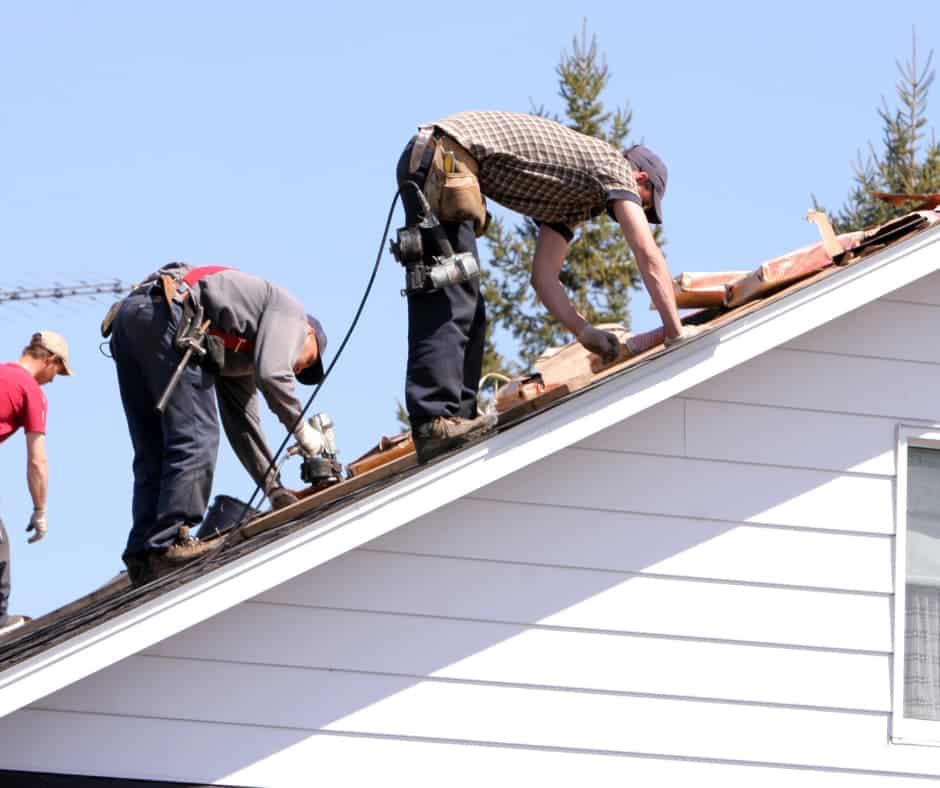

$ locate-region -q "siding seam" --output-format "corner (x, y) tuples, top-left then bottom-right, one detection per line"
(235, 599), (893, 655)
(463, 494), (896, 539)
(18, 709), (933, 780)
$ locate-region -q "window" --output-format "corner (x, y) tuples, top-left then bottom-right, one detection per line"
(893, 426), (940, 744)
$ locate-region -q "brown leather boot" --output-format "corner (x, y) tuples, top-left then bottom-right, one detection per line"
(0, 615), (30, 640)
(268, 487), (298, 510)
(412, 413), (498, 464)
(148, 527), (223, 580)
(123, 552), (157, 588)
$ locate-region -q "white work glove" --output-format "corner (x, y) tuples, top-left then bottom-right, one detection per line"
(293, 420), (324, 458)
(26, 509), (48, 544)
(577, 324), (620, 364)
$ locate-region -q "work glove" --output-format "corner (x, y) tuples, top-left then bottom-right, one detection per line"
(663, 324), (702, 348)
(293, 420), (324, 459)
(577, 324), (620, 364)
(26, 509), (48, 544)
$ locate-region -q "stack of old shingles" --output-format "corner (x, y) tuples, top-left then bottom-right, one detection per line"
(494, 209), (940, 412)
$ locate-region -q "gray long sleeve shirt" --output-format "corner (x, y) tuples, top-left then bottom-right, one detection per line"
(189, 267), (309, 491)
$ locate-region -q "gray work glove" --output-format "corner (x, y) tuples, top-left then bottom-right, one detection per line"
(26, 509), (48, 544)
(577, 324), (620, 364)
(293, 420), (324, 458)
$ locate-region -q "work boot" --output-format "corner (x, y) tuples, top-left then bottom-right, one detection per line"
(0, 615), (30, 640)
(148, 526), (223, 581)
(412, 413), (498, 464)
(123, 552), (157, 589)
(268, 486), (298, 510)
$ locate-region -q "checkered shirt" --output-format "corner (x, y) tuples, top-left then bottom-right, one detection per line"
(434, 111), (640, 232)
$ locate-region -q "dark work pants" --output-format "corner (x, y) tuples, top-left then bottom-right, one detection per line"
(110, 293), (219, 556)
(0, 518), (9, 620)
(396, 139), (486, 428)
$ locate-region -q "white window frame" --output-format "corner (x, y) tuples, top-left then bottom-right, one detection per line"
(892, 423), (940, 746)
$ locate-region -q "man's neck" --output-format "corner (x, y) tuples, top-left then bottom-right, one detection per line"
(16, 356), (42, 382)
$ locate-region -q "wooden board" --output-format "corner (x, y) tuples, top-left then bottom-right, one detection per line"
(671, 271), (748, 308)
(497, 384), (571, 427)
(240, 453), (418, 539)
(347, 436), (415, 477)
(533, 324), (629, 387)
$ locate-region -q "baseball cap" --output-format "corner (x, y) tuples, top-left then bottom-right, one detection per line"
(38, 330), (73, 375)
(624, 144), (668, 224)
(295, 315), (328, 386)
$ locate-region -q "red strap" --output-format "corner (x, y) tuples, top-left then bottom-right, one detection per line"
(208, 328), (255, 354)
(183, 265), (232, 286)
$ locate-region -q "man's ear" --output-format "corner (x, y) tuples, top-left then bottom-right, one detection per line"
(634, 170), (650, 185)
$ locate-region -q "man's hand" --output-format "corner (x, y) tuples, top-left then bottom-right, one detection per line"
(577, 325), (620, 363)
(26, 509), (47, 544)
(293, 421), (324, 458)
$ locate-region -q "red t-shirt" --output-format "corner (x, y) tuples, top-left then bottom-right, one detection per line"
(0, 363), (47, 444)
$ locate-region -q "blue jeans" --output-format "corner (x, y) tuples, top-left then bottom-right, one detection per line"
(110, 293), (219, 556)
(0, 518), (9, 619)
(397, 139), (486, 427)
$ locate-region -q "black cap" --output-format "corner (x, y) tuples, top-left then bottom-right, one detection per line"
(296, 314), (328, 386)
(624, 144), (668, 224)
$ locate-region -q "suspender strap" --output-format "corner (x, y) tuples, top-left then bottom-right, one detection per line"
(181, 265), (254, 354)
(183, 265), (232, 285)
(207, 328), (254, 354)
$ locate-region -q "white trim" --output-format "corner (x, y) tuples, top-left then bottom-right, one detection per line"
(891, 423), (940, 746)
(1, 225), (940, 719)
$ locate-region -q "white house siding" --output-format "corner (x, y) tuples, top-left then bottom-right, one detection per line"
(4, 274), (940, 785)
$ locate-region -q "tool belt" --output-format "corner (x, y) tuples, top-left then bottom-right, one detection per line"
(409, 125), (489, 236)
(100, 265), (252, 373)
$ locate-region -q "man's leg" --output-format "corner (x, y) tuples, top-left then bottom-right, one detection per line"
(0, 518), (10, 620)
(460, 270), (487, 420)
(111, 295), (168, 558)
(397, 140), (483, 426)
(111, 295), (219, 553)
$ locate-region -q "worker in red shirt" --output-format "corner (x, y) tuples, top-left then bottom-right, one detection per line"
(0, 331), (72, 637)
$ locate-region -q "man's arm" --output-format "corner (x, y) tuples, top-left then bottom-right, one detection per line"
(25, 431), (47, 512)
(611, 199), (683, 339)
(531, 224), (621, 361)
(216, 376), (281, 494)
(25, 431), (49, 543)
(530, 224), (585, 335)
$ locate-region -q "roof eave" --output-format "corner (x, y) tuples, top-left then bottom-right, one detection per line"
(2, 222), (938, 718)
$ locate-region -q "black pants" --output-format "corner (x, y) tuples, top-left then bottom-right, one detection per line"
(110, 292), (220, 557)
(0, 518), (9, 620)
(397, 138), (486, 428)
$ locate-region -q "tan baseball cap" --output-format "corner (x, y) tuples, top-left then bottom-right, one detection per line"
(38, 330), (73, 376)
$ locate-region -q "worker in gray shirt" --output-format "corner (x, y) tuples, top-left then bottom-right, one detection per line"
(109, 263), (327, 586)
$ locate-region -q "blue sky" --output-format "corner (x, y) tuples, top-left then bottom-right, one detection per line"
(1, 1), (938, 617)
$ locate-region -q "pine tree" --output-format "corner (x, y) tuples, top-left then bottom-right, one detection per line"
(482, 22), (654, 370)
(828, 31), (940, 232)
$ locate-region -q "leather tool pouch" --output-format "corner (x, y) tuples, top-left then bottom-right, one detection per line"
(202, 334), (225, 374)
(424, 139), (489, 237)
(441, 168), (488, 236)
(176, 296), (225, 374)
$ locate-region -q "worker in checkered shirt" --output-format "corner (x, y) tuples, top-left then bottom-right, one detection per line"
(396, 110), (693, 463)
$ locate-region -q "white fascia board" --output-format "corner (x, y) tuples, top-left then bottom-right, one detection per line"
(1, 223), (939, 718)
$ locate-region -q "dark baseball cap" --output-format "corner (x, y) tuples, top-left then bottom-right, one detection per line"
(296, 314), (328, 386)
(624, 144), (668, 224)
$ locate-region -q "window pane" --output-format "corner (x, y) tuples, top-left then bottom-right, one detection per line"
(905, 447), (940, 720)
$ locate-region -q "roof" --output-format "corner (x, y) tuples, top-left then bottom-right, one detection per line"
(1, 211), (938, 719)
